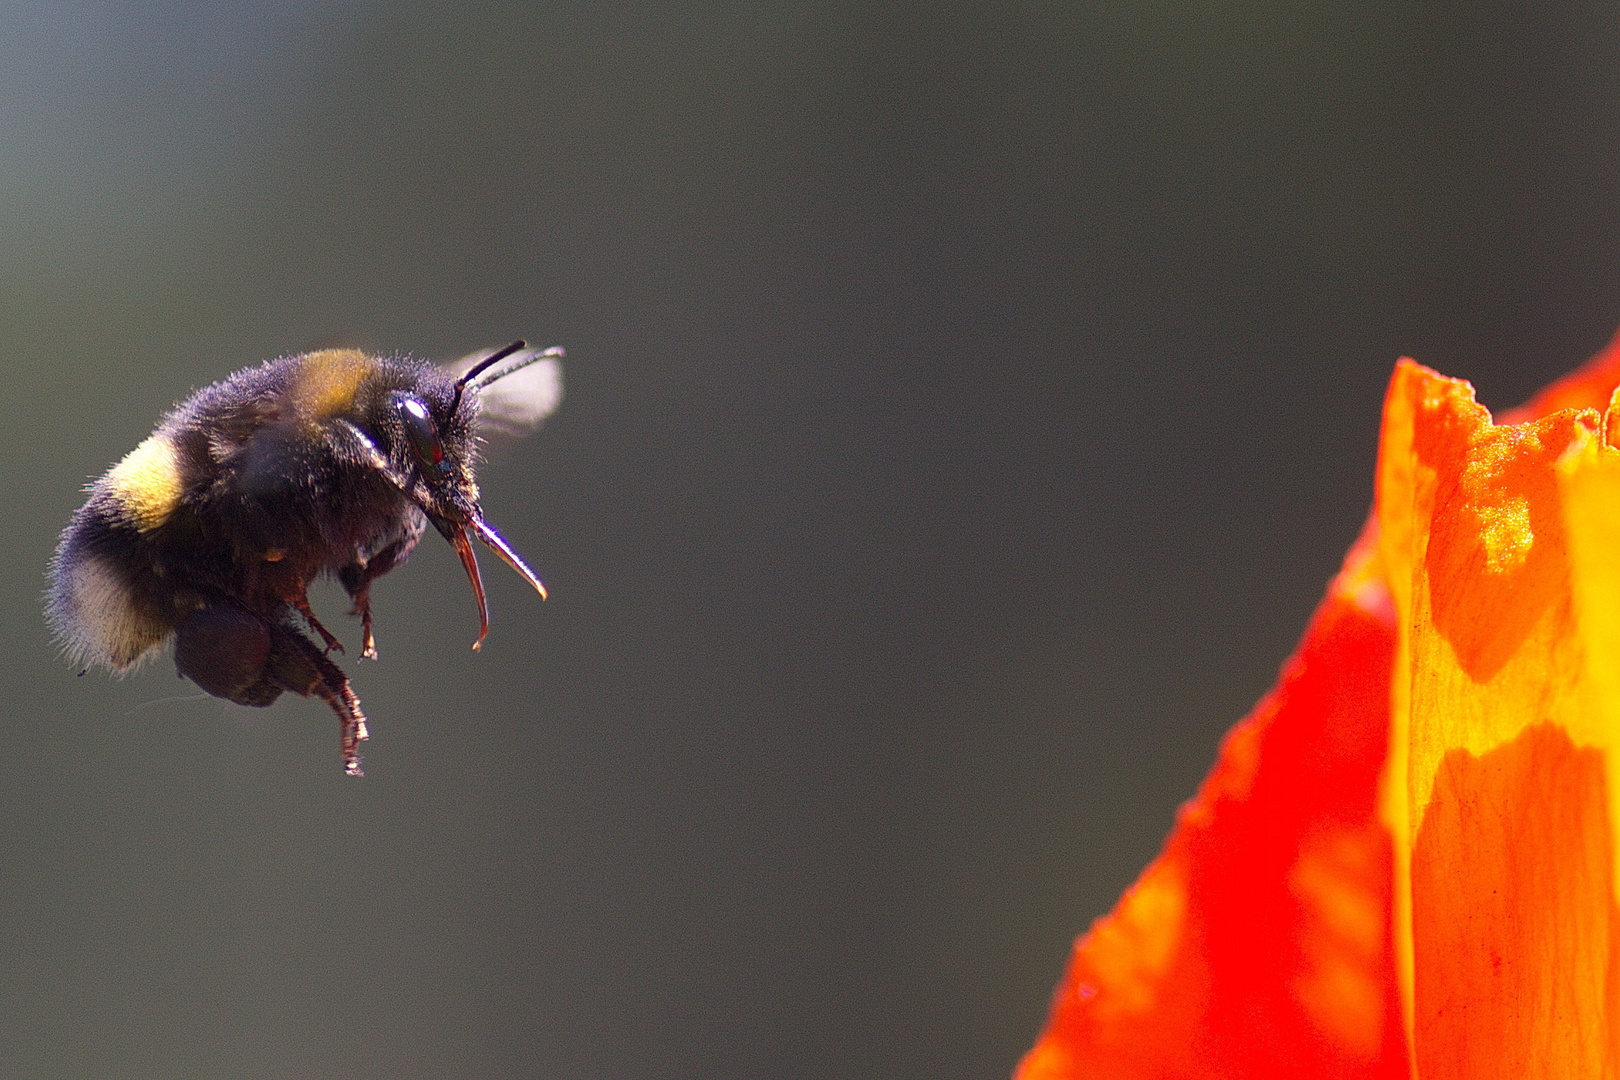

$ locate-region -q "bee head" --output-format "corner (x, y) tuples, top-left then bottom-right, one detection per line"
(335, 341), (548, 648)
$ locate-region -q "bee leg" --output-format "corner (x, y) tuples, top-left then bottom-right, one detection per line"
(174, 604), (277, 703)
(259, 620), (370, 776)
(351, 586), (377, 661)
(291, 593), (345, 655)
(176, 606), (368, 774)
(340, 538), (415, 661)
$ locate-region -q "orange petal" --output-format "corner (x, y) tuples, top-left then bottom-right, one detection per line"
(1375, 360), (1620, 1076)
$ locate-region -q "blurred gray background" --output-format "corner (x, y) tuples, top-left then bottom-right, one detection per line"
(4, 2), (1620, 1077)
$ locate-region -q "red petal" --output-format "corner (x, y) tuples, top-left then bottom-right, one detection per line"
(1016, 536), (1406, 1078)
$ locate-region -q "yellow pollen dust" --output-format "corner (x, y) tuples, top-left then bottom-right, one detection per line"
(108, 435), (183, 532)
(1477, 494), (1533, 573)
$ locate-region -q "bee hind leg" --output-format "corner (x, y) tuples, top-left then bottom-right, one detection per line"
(260, 621), (369, 776)
(175, 604), (278, 704)
(174, 604), (369, 775)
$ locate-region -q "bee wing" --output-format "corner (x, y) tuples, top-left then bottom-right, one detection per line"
(446, 345), (565, 440)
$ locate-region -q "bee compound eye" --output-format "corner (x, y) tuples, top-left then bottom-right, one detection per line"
(395, 395), (445, 470)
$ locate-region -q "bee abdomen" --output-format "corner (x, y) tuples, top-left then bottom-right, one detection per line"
(47, 496), (174, 671)
(104, 433), (185, 533)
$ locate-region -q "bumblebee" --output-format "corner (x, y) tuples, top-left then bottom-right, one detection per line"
(47, 341), (563, 775)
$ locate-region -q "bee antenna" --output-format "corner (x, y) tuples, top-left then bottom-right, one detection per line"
(453, 340), (527, 411)
(468, 345), (565, 391)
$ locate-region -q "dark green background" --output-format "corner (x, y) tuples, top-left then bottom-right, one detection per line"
(5, 2), (1619, 1077)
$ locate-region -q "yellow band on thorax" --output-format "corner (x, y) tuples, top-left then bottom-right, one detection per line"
(294, 349), (372, 420)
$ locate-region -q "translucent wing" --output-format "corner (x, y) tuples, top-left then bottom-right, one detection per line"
(446, 344), (565, 439)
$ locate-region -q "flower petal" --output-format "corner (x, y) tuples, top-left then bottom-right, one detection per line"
(1020, 335), (1620, 1078)
(1375, 360), (1620, 1076)
(1015, 534), (1406, 1077)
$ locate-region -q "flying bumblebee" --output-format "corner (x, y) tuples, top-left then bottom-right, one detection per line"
(47, 341), (563, 775)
